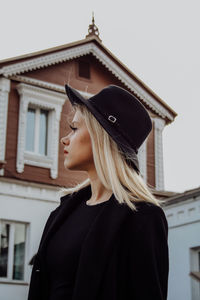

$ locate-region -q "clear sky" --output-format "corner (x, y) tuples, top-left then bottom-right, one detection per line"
(1, 0), (200, 193)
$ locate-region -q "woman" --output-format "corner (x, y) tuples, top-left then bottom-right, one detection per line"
(28, 85), (169, 300)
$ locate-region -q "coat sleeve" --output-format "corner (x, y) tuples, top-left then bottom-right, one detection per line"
(27, 195), (70, 300)
(120, 204), (169, 300)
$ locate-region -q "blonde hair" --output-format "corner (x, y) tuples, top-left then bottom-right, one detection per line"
(61, 104), (162, 211)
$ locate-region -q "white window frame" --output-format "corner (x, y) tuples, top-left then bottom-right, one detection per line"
(0, 220), (29, 284)
(190, 246), (200, 300)
(138, 140), (147, 182)
(17, 83), (66, 179)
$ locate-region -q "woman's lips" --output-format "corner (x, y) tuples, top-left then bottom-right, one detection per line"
(64, 150), (68, 154)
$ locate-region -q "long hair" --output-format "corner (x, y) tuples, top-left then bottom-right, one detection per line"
(61, 104), (162, 211)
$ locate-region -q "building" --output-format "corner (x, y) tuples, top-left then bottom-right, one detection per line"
(163, 187), (200, 300)
(0, 18), (176, 300)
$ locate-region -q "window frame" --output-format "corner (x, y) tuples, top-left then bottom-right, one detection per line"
(16, 83), (66, 179)
(190, 246), (200, 299)
(0, 220), (29, 284)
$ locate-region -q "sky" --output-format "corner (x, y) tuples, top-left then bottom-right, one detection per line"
(1, 0), (200, 193)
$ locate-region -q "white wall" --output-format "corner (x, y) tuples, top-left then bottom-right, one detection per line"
(164, 195), (200, 300)
(0, 283), (29, 300)
(0, 178), (60, 300)
(168, 221), (200, 300)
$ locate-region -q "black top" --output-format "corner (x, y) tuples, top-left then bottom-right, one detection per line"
(45, 198), (109, 300)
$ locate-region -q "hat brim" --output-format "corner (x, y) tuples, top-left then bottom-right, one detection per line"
(65, 85), (140, 173)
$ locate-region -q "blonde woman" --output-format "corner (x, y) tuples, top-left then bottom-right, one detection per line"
(28, 85), (169, 300)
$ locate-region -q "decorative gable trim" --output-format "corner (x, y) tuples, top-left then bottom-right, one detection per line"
(10, 75), (93, 98)
(0, 44), (91, 76)
(0, 43), (174, 121)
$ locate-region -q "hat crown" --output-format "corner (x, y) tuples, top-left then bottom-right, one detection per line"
(65, 84), (152, 172)
(88, 85), (152, 150)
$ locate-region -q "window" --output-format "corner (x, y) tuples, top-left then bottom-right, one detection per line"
(0, 221), (27, 282)
(78, 61), (91, 79)
(17, 83), (66, 179)
(26, 107), (48, 156)
(190, 247), (200, 300)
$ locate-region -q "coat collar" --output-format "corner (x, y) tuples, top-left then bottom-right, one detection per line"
(38, 185), (132, 300)
(38, 185), (92, 253)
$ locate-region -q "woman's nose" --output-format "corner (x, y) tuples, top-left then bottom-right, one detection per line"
(60, 136), (70, 145)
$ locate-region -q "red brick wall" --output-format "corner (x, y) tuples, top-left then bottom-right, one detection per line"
(25, 55), (123, 93)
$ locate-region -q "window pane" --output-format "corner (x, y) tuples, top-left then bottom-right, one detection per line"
(39, 109), (48, 155)
(0, 224), (9, 277)
(12, 224), (26, 280)
(26, 108), (35, 152)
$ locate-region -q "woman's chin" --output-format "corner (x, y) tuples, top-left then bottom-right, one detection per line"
(64, 162), (74, 170)
(64, 161), (82, 171)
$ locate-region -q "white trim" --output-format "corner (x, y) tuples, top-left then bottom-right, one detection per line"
(190, 247), (200, 299)
(154, 118), (165, 191)
(34, 108), (40, 153)
(24, 152), (53, 168)
(163, 195), (200, 228)
(11, 75), (93, 98)
(8, 223), (15, 279)
(0, 43), (174, 121)
(138, 140), (147, 182)
(24, 221), (30, 283)
(0, 178), (60, 203)
(12, 75), (66, 93)
(0, 78), (10, 176)
(16, 83), (66, 179)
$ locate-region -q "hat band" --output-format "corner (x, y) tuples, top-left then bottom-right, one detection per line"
(89, 100), (138, 154)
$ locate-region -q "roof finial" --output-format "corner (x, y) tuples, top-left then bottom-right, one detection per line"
(86, 12), (102, 42)
(92, 11), (95, 24)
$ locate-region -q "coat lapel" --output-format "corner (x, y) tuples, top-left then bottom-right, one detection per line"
(37, 184), (131, 300)
(38, 185), (92, 254)
(72, 195), (131, 300)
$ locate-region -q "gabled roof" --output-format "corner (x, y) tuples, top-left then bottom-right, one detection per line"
(0, 35), (177, 123)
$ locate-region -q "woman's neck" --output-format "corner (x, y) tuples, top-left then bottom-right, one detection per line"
(87, 169), (112, 204)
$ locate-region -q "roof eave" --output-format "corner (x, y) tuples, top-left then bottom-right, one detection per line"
(0, 36), (101, 65)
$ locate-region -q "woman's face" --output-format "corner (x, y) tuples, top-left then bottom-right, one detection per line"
(61, 109), (94, 172)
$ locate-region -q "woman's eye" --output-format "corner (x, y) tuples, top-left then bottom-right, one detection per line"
(69, 125), (77, 131)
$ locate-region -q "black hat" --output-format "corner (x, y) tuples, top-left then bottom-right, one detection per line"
(65, 84), (152, 173)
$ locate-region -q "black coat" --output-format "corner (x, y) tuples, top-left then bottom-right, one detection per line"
(28, 185), (169, 300)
